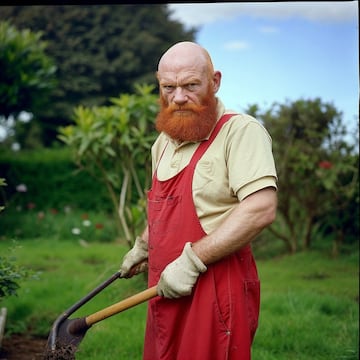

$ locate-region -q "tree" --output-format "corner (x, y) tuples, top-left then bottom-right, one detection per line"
(58, 83), (159, 246)
(0, 21), (57, 147)
(248, 98), (359, 254)
(0, 5), (196, 146)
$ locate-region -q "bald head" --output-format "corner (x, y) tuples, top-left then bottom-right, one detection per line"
(156, 42), (221, 98)
(158, 41), (215, 77)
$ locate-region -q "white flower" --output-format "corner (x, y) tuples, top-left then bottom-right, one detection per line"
(72, 228), (81, 235)
(82, 220), (91, 227)
(16, 184), (27, 192)
(64, 206), (72, 214)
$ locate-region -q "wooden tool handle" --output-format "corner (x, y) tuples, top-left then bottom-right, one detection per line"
(85, 286), (158, 326)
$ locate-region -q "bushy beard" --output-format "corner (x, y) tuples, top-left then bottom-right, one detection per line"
(155, 91), (218, 142)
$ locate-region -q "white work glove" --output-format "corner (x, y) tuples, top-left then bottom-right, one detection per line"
(119, 236), (148, 278)
(157, 242), (207, 299)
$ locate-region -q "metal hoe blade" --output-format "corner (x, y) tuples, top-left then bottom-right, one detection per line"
(43, 285), (158, 358)
(44, 317), (90, 359)
(43, 269), (157, 359)
(43, 271), (121, 359)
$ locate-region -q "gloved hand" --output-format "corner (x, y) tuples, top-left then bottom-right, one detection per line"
(119, 236), (148, 278)
(157, 242), (207, 299)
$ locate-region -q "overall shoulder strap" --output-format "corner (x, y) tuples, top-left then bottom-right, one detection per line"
(189, 113), (236, 166)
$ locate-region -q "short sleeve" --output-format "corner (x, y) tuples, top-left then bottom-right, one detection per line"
(225, 116), (277, 200)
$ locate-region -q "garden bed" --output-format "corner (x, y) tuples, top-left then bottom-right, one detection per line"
(0, 334), (47, 360)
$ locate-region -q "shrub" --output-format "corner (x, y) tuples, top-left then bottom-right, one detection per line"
(0, 147), (112, 212)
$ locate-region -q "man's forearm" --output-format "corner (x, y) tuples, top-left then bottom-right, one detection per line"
(192, 187), (277, 265)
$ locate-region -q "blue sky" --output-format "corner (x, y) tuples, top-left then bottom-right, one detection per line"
(168, 2), (359, 135)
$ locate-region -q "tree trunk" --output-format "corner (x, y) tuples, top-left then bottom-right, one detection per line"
(303, 215), (314, 250)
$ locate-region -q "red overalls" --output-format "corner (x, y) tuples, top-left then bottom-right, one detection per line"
(144, 114), (260, 360)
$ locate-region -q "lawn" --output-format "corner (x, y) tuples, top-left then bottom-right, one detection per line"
(0, 238), (358, 360)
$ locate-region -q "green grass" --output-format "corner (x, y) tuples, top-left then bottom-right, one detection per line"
(0, 238), (358, 360)
(253, 251), (359, 360)
(0, 238), (147, 358)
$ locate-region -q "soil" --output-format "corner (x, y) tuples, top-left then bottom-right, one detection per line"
(0, 334), (48, 360)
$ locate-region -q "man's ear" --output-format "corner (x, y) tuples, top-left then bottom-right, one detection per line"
(212, 71), (222, 93)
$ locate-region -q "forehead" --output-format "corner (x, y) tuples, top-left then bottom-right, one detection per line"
(158, 69), (205, 85)
(158, 60), (207, 84)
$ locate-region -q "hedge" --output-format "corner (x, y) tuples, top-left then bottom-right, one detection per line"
(0, 147), (113, 212)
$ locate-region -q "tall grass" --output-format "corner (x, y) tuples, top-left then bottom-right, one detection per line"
(0, 230), (358, 359)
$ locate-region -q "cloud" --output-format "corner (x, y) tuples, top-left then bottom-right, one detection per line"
(223, 40), (250, 51)
(168, 2), (358, 27)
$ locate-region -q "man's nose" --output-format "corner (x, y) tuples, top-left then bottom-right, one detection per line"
(173, 87), (188, 105)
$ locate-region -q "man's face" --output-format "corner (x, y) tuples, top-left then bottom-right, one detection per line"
(155, 67), (219, 142)
(158, 65), (211, 106)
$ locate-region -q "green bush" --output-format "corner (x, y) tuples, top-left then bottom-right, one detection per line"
(0, 147), (112, 212)
(0, 244), (38, 299)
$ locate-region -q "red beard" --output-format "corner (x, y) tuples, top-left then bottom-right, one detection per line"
(155, 92), (218, 142)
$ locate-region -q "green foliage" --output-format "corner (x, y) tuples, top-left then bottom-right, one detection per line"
(0, 177), (6, 212)
(0, 208), (118, 243)
(0, 178), (30, 300)
(0, 5), (196, 145)
(58, 84), (159, 246)
(0, 243), (39, 300)
(0, 147), (111, 212)
(248, 98), (359, 253)
(0, 21), (57, 118)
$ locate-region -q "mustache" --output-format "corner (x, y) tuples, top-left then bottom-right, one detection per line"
(164, 102), (207, 113)
(155, 94), (218, 142)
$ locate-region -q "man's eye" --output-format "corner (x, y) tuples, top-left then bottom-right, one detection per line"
(186, 84), (198, 91)
(163, 85), (174, 92)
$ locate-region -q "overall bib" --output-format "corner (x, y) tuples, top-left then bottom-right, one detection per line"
(144, 114), (260, 360)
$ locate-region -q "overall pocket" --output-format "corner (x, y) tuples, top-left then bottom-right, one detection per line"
(244, 279), (260, 341)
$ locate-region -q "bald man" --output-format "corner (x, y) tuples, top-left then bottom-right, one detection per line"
(119, 41), (278, 360)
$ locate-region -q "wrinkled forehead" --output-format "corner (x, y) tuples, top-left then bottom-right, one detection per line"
(158, 59), (207, 80)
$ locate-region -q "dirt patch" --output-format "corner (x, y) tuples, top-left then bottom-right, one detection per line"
(0, 334), (47, 360)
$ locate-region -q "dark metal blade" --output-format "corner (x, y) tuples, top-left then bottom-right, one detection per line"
(44, 318), (91, 359)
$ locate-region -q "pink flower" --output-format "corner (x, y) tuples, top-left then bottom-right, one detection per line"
(81, 213), (89, 220)
(95, 223), (104, 229)
(318, 161), (332, 169)
(50, 208), (58, 215)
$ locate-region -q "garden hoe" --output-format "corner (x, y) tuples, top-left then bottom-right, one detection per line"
(44, 270), (157, 359)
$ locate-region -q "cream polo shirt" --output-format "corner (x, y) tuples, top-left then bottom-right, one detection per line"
(151, 99), (278, 234)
